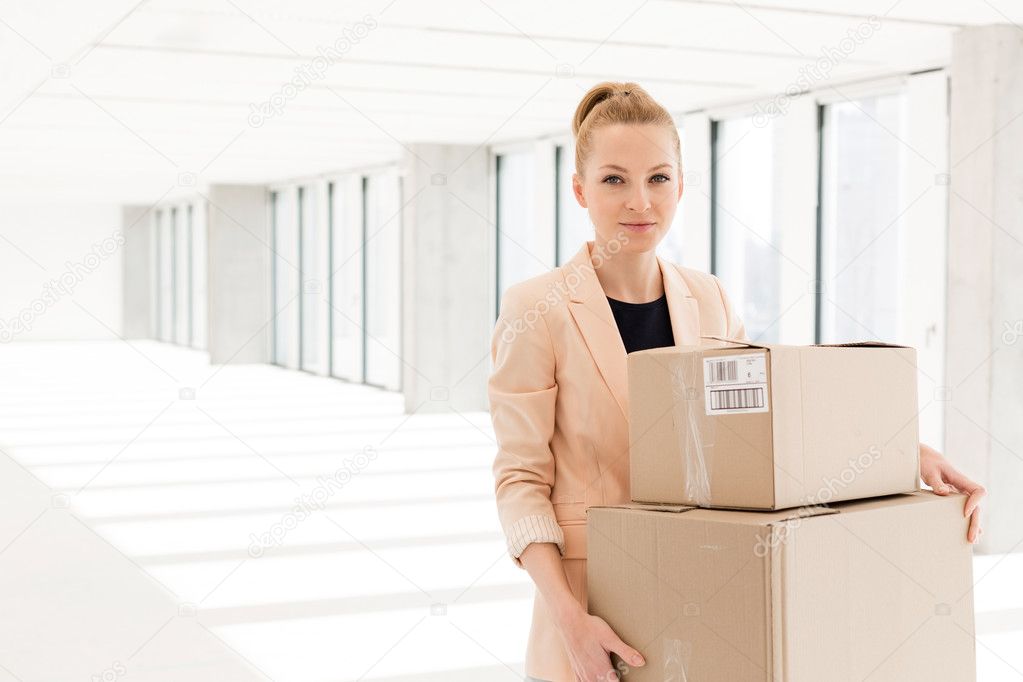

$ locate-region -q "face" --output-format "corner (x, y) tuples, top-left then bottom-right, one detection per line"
(572, 123), (683, 255)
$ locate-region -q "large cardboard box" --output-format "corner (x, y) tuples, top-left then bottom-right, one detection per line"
(628, 339), (921, 509)
(587, 492), (976, 682)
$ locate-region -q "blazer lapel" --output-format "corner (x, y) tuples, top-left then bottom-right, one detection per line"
(565, 242), (702, 420)
(566, 242), (631, 419)
(658, 253), (702, 347)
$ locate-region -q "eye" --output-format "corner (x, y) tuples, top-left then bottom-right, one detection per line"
(602, 175), (623, 185)
(651, 174), (670, 183)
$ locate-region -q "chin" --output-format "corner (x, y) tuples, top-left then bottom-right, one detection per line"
(621, 228), (663, 251)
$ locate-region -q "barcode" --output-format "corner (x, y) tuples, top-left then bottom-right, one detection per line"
(703, 353), (768, 415)
(709, 387), (764, 411)
(708, 359), (738, 383)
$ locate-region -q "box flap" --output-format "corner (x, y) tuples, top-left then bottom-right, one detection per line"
(672, 503), (841, 527)
(699, 334), (770, 350)
(766, 505), (840, 525)
(587, 502), (697, 514)
(812, 341), (912, 349)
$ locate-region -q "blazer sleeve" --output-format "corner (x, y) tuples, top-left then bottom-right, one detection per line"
(711, 274), (750, 343)
(488, 284), (565, 569)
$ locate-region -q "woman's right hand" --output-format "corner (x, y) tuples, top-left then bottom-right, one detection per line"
(555, 606), (646, 681)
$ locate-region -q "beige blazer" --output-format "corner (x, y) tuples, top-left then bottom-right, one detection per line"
(488, 240), (748, 681)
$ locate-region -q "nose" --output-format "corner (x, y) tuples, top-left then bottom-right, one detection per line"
(626, 183), (651, 214)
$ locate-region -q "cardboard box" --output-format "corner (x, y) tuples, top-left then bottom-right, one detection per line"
(587, 492), (976, 682)
(628, 339), (921, 509)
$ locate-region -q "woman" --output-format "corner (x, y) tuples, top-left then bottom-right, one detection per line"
(488, 81), (985, 682)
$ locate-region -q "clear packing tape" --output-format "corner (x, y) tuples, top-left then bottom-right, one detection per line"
(667, 334), (756, 507)
(662, 637), (692, 681)
(668, 352), (715, 508)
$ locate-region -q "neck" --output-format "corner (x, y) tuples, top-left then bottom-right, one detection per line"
(590, 239), (663, 303)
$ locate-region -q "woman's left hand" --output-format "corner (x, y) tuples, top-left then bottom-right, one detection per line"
(919, 443), (986, 544)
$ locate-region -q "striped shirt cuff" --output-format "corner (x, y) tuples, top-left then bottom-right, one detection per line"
(506, 514), (565, 563)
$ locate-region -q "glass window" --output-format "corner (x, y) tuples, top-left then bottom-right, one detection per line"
(330, 177), (364, 382)
(174, 205), (191, 345)
(656, 127), (687, 265)
(150, 209), (161, 340)
(190, 202), (208, 350)
(819, 93), (905, 343)
(300, 184), (329, 375)
(363, 171), (402, 391)
(496, 150), (550, 313)
(556, 144), (591, 266)
(712, 116), (784, 342)
(158, 208), (174, 343)
(272, 188), (301, 369)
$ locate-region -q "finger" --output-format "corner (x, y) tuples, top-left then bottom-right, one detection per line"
(919, 464), (947, 492)
(923, 471), (951, 494)
(579, 652), (617, 682)
(964, 487), (987, 517)
(943, 465), (984, 493)
(967, 505), (982, 544)
(605, 636), (645, 668)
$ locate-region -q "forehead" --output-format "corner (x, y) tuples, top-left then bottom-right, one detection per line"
(588, 123), (676, 169)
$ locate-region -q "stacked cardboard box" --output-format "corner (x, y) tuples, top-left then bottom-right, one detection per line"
(627, 339), (921, 509)
(587, 339), (977, 682)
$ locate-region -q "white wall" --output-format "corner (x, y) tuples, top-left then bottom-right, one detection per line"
(0, 202), (123, 342)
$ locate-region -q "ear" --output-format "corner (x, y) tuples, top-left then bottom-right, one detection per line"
(677, 170), (684, 202)
(572, 172), (587, 208)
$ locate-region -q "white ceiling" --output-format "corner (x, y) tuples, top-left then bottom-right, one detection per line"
(0, 0), (1019, 204)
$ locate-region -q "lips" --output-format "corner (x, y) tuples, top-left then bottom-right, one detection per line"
(620, 222), (656, 232)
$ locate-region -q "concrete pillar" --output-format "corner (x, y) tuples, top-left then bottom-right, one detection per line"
(947, 25), (1023, 554)
(400, 144), (492, 413)
(206, 184), (272, 365)
(121, 205), (155, 339)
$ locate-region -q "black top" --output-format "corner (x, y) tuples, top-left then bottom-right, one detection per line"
(606, 293), (675, 354)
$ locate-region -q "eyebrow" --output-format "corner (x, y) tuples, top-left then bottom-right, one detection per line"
(599, 163), (673, 173)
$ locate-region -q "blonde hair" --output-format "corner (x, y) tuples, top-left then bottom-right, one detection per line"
(571, 81), (681, 177)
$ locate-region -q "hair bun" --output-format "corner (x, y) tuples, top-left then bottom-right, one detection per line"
(569, 81), (681, 177)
